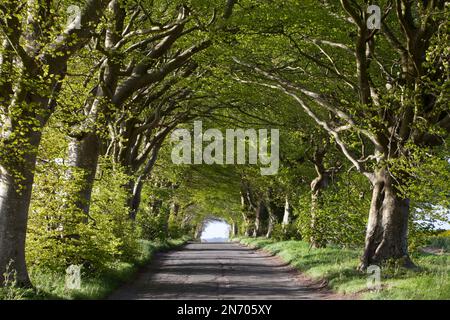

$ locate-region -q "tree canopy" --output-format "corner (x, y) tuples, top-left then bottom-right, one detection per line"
(0, 0), (448, 291)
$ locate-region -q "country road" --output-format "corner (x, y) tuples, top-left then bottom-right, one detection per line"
(109, 242), (343, 300)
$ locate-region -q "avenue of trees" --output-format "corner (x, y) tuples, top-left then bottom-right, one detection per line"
(0, 0), (448, 289)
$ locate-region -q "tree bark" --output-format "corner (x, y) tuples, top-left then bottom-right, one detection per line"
(67, 133), (100, 218)
(242, 212), (252, 236)
(282, 195), (291, 227)
(265, 188), (275, 238)
(310, 148), (330, 248)
(231, 221), (238, 237)
(0, 0), (109, 287)
(253, 201), (267, 237)
(171, 203), (180, 217)
(360, 168), (414, 270)
(240, 190), (254, 236)
(243, 222), (251, 236)
(0, 130), (41, 287)
(126, 178), (144, 221)
(265, 213), (276, 238)
(125, 144), (161, 220)
(194, 222), (203, 240)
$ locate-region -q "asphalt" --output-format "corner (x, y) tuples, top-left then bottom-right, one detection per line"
(108, 242), (341, 300)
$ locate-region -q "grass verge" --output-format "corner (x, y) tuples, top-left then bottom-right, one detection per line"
(0, 237), (189, 300)
(236, 237), (450, 300)
(427, 236), (450, 252)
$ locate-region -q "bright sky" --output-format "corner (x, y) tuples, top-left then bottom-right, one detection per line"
(435, 220), (450, 230)
(200, 221), (230, 241)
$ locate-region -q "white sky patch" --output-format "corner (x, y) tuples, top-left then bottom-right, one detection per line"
(201, 221), (230, 241)
(435, 220), (450, 230)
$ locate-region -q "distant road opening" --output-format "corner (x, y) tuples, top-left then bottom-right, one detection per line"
(200, 220), (230, 242)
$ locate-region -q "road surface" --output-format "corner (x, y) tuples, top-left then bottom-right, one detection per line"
(109, 242), (341, 300)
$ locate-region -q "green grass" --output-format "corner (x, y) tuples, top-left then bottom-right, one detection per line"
(236, 237), (450, 300)
(0, 237), (189, 300)
(427, 236), (450, 252)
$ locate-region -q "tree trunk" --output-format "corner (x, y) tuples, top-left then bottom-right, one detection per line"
(265, 188), (277, 238)
(244, 225), (251, 236)
(282, 195), (291, 227)
(253, 209), (260, 237)
(194, 223), (203, 240)
(265, 200), (277, 238)
(171, 202), (180, 217)
(67, 132), (100, 218)
(253, 200), (267, 237)
(240, 191), (254, 236)
(266, 213), (276, 238)
(310, 163), (329, 248)
(0, 0), (109, 288)
(231, 221), (238, 237)
(0, 130), (41, 287)
(360, 168), (414, 270)
(310, 180), (327, 248)
(124, 145), (160, 220)
(242, 212), (252, 236)
(126, 178), (144, 220)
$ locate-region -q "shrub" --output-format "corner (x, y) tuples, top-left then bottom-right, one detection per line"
(295, 173), (369, 247)
(270, 223), (302, 241)
(427, 236), (450, 252)
(440, 230), (450, 237)
(27, 156), (139, 272)
(136, 209), (170, 241)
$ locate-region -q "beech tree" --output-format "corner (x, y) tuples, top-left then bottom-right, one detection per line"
(65, 0), (236, 220)
(107, 78), (211, 219)
(0, 0), (110, 286)
(0, 0), (448, 295)
(234, 0), (449, 268)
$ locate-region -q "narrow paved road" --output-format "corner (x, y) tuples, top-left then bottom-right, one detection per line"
(109, 242), (341, 300)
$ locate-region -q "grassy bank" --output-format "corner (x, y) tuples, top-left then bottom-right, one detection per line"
(1, 238), (188, 300)
(237, 237), (450, 300)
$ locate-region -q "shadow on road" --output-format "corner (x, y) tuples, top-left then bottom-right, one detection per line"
(109, 242), (341, 300)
